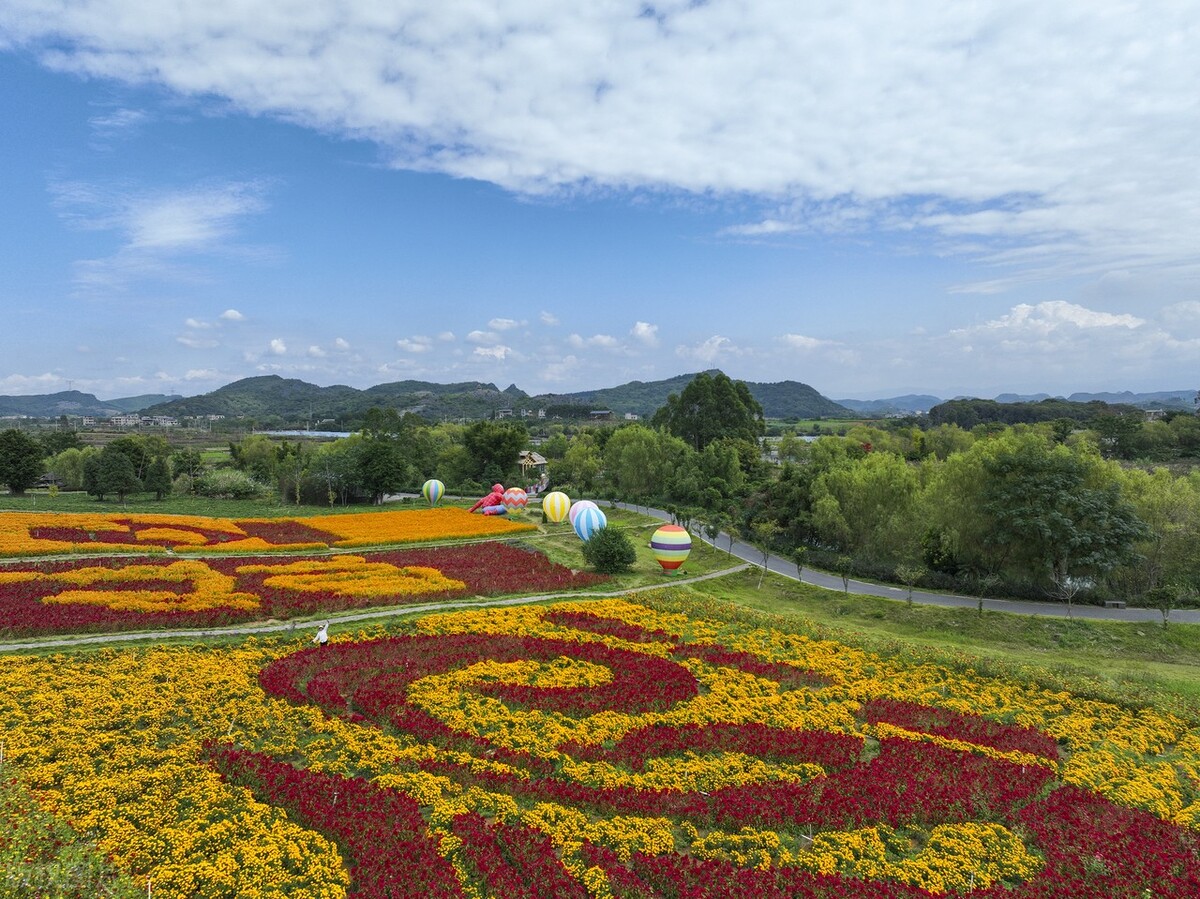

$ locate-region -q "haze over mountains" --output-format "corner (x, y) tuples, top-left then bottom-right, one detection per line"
(0, 375), (1193, 423)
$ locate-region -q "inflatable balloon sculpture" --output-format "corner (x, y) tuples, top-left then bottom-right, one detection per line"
(502, 487), (528, 514)
(568, 499), (598, 527)
(468, 484), (508, 515)
(651, 524), (692, 574)
(421, 479), (445, 507)
(541, 491), (571, 523)
(572, 503), (607, 542)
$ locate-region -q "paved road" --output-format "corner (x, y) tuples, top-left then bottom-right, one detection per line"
(610, 500), (1199, 625)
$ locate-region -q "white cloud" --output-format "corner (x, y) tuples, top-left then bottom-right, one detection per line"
(630, 321), (659, 347)
(540, 311), (559, 326)
(488, 318), (521, 331)
(176, 335), (218, 349)
(396, 335), (433, 353)
(438, 331), (456, 342)
(466, 330), (500, 345)
(185, 368), (219, 380)
(269, 338), (287, 355)
(955, 301), (1145, 340)
(333, 337), (350, 350)
(781, 333), (827, 351)
(539, 354), (579, 383)
(676, 335), (744, 363)
(12, 3), (1200, 279)
(184, 317), (212, 329)
(307, 345), (327, 358)
(474, 345), (511, 360)
(567, 333), (619, 349)
(220, 308), (245, 322)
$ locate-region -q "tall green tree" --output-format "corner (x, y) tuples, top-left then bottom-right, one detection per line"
(144, 456), (173, 500)
(982, 439), (1147, 600)
(651, 371), (764, 452)
(0, 429), (43, 495)
(462, 421), (526, 484)
(89, 445), (142, 502)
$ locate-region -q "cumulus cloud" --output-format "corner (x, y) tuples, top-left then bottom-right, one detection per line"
(540, 311), (559, 326)
(676, 335), (745, 363)
(333, 337), (350, 350)
(220, 308), (245, 321)
(473, 345), (512, 360)
(176, 335), (218, 349)
(184, 317), (212, 329)
(9, 3), (1200, 279)
(466, 330), (499, 345)
(437, 331), (456, 342)
(567, 333), (619, 349)
(396, 335), (433, 353)
(488, 318), (521, 331)
(780, 333), (828, 351)
(307, 345), (327, 358)
(630, 321), (659, 347)
(269, 338), (287, 355)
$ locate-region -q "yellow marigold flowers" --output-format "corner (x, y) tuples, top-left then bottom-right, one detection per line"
(236, 557), (466, 598)
(38, 560), (260, 612)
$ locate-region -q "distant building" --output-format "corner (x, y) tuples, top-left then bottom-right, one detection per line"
(496, 408), (514, 419)
(589, 410), (614, 421)
(624, 412), (640, 421)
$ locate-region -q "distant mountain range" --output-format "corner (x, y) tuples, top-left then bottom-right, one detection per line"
(1, 378), (1192, 425)
(837, 389), (1196, 415)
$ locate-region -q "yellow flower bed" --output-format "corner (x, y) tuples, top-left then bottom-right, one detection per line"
(2, 597), (1199, 897)
(0, 507), (535, 557)
(236, 556), (467, 598)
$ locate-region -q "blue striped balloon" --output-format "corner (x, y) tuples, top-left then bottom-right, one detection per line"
(572, 504), (608, 542)
(421, 479), (445, 507)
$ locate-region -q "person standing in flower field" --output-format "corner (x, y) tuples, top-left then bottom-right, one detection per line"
(313, 622), (329, 647)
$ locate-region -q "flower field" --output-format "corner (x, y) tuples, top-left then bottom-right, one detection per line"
(0, 507), (535, 557)
(0, 544), (605, 638)
(3, 595), (1200, 897)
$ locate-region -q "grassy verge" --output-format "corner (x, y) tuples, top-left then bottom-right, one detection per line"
(0, 772), (138, 898)
(679, 567), (1200, 716)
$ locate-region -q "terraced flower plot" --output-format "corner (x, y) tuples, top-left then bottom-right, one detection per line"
(0, 506), (535, 557)
(3, 597), (1199, 898)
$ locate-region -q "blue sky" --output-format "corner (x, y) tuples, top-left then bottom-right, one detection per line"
(1, 2), (1197, 402)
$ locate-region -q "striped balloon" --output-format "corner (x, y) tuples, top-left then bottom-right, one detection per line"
(502, 487), (528, 513)
(421, 479), (445, 507)
(572, 504), (607, 542)
(651, 524), (692, 571)
(542, 491), (571, 523)
(568, 499), (598, 526)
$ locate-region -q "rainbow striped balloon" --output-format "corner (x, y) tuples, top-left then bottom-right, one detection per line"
(421, 479), (445, 507)
(572, 504), (607, 542)
(542, 491), (571, 523)
(502, 487), (528, 513)
(651, 524), (692, 571)
(568, 499), (598, 526)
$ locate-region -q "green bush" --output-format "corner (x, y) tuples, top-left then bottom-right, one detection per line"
(196, 469), (267, 500)
(581, 526), (637, 574)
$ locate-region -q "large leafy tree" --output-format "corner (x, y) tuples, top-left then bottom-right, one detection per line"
(651, 371), (764, 452)
(462, 421), (526, 484)
(0, 429), (44, 495)
(981, 439), (1147, 606)
(85, 445), (142, 502)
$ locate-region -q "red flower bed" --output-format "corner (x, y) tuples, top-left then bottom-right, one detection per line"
(672, 644), (832, 689)
(543, 609), (680, 644)
(451, 812), (589, 899)
(207, 745), (464, 899)
(218, 627), (1200, 898)
(0, 543), (606, 638)
(860, 698), (1060, 760)
(563, 722), (862, 773)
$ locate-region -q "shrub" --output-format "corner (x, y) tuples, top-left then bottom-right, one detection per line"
(195, 469), (267, 500)
(581, 526), (637, 574)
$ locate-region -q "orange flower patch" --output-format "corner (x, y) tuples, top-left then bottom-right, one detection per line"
(236, 557), (466, 598)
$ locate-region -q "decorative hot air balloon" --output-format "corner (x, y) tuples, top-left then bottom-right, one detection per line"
(568, 499), (598, 526)
(572, 504), (607, 542)
(651, 524), (692, 572)
(502, 487), (528, 513)
(421, 479), (445, 507)
(542, 491), (571, 523)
